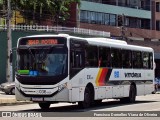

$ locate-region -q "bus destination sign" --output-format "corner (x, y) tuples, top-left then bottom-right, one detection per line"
(19, 37), (66, 46)
(27, 39), (58, 45)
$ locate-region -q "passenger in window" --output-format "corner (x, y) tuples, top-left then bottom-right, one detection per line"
(98, 57), (102, 67)
(106, 56), (111, 67)
(85, 61), (89, 67)
(126, 60), (132, 68)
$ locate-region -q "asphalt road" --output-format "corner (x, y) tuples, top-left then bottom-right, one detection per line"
(0, 93), (160, 120)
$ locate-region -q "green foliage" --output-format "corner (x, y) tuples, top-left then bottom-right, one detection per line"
(9, 0), (81, 25)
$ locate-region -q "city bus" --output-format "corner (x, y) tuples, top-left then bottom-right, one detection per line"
(15, 34), (155, 109)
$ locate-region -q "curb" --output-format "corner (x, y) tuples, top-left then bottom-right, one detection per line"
(0, 98), (32, 106)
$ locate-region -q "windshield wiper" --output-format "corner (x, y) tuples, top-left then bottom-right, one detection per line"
(18, 45), (36, 60)
(28, 47), (36, 60)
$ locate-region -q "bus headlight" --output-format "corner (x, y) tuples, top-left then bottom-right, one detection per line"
(58, 83), (67, 91)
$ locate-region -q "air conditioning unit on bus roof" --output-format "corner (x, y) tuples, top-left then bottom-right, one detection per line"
(58, 34), (69, 37)
(86, 38), (127, 45)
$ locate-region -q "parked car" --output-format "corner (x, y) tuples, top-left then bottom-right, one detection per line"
(152, 77), (160, 94)
(0, 82), (15, 95)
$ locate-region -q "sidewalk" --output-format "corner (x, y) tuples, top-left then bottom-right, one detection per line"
(0, 91), (32, 106)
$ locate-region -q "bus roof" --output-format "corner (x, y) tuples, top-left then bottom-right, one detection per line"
(86, 38), (127, 45)
(85, 38), (153, 52)
(18, 34), (153, 52)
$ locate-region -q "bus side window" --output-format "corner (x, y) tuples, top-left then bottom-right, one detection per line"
(122, 50), (132, 68)
(70, 50), (85, 68)
(85, 45), (98, 67)
(106, 47), (111, 67)
(99, 46), (111, 67)
(149, 53), (153, 69)
(132, 51), (142, 69)
(142, 52), (149, 69)
(111, 48), (122, 68)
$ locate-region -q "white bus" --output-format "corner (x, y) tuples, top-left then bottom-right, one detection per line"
(15, 34), (154, 109)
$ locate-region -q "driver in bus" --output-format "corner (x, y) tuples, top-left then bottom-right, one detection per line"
(41, 62), (49, 72)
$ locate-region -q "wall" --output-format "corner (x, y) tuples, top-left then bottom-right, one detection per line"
(80, 22), (160, 39)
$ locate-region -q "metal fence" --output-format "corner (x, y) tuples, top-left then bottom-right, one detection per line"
(0, 25), (110, 37)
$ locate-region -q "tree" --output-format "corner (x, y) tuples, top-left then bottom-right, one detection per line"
(11, 0), (81, 25)
(0, 0), (7, 18)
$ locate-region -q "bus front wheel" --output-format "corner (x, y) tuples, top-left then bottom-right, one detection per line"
(78, 87), (92, 108)
(38, 102), (50, 109)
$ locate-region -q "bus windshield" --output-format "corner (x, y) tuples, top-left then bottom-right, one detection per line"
(17, 46), (68, 76)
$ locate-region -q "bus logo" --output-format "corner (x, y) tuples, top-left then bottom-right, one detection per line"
(114, 71), (120, 78)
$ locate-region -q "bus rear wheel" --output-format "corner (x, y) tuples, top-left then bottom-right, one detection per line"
(78, 87), (92, 108)
(129, 85), (136, 103)
(38, 102), (51, 109)
(120, 85), (136, 103)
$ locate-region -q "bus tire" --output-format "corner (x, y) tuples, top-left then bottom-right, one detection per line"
(120, 85), (136, 103)
(38, 102), (50, 109)
(78, 87), (92, 108)
(128, 85), (136, 103)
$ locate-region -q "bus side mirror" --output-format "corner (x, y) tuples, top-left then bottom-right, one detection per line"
(9, 50), (13, 64)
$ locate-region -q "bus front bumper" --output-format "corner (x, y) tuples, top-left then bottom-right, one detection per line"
(15, 86), (69, 102)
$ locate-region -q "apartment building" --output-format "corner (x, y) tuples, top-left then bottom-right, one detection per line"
(69, 0), (156, 38)
(67, 0), (160, 77)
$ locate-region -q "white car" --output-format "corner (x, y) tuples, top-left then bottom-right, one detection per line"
(0, 82), (15, 95)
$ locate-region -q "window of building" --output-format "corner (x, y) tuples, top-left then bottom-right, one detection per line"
(90, 11), (96, 24)
(80, 10), (88, 23)
(99, 47), (111, 67)
(104, 14), (110, 25)
(156, 2), (160, 12)
(118, 15), (123, 26)
(118, 0), (129, 6)
(102, 0), (116, 5)
(125, 17), (129, 26)
(156, 21), (160, 31)
(86, 45), (98, 67)
(80, 10), (116, 26)
(140, 0), (150, 10)
(141, 19), (150, 29)
(110, 14), (116, 26)
(111, 48), (122, 68)
(129, 18), (141, 28)
(97, 12), (103, 24)
(122, 50), (132, 68)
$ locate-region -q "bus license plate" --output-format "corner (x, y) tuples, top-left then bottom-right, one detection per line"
(32, 97), (43, 101)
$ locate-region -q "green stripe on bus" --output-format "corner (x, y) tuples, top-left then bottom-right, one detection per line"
(18, 70), (29, 75)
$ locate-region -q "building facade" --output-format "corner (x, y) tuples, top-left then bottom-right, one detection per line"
(67, 0), (160, 77)
(68, 0), (159, 39)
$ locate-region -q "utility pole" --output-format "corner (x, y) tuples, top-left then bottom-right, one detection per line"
(6, 0), (12, 82)
(121, 14), (125, 40)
